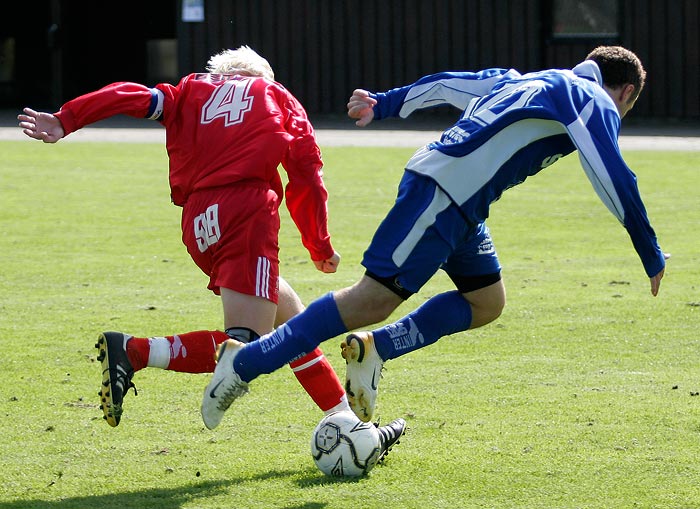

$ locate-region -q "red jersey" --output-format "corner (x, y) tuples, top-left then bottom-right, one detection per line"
(54, 74), (334, 261)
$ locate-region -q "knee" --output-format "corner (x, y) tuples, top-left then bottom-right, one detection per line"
(334, 277), (403, 330)
(472, 299), (505, 327)
(363, 296), (399, 323)
(465, 281), (506, 328)
(350, 290), (398, 325)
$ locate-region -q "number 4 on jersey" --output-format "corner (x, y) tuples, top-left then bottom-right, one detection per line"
(201, 79), (254, 126)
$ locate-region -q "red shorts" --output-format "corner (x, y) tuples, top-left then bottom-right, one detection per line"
(181, 185), (280, 303)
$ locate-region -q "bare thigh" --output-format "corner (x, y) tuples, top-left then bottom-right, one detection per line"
(274, 276), (305, 326)
(221, 287), (278, 335)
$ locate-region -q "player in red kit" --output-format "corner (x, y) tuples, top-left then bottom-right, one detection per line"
(18, 46), (349, 427)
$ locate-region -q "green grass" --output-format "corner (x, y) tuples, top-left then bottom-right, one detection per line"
(1, 140), (699, 509)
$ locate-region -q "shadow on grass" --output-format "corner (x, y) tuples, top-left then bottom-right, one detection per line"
(0, 469), (332, 509)
(296, 473), (366, 488)
(295, 461), (394, 488)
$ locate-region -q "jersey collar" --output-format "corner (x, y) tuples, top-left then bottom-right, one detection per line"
(571, 60), (603, 86)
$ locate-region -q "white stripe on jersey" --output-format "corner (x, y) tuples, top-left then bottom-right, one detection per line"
(406, 118), (566, 206)
(392, 186), (451, 267)
(401, 78), (484, 117)
(399, 70), (521, 118)
(566, 100), (625, 224)
(256, 257), (271, 299)
(401, 76), (501, 118)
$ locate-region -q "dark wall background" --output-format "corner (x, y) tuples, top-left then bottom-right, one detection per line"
(2, 0), (698, 122)
(177, 0), (700, 121)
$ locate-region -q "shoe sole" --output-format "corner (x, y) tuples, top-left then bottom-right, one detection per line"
(340, 335), (376, 423)
(95, 333), (120, 427)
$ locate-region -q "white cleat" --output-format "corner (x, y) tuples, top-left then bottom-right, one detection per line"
(201, 339), (249, 430)
(341, 332), (384, 422)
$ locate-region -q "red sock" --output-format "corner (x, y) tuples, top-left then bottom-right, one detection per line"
(126, 330), (229, 373)
(289, 347), (346, 412)
(125, 336), (149, 372)
(127, 332), (347, 412)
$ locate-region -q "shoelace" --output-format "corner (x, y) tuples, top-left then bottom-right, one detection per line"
(216, 382), (248, 411)
(123, 380), (138, 398)
(109, 365), (138, 398)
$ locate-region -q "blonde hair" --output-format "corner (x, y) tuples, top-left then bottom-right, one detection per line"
(206, 45), (275, 80)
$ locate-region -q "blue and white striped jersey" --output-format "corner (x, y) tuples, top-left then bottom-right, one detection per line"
(370, 61), (665, 278)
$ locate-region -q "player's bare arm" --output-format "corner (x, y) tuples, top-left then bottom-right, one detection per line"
(347, 89), (376, 127)
(18, 107), (65, 143)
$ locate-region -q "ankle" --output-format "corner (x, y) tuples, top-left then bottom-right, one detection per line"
(125, 337), (148, 371)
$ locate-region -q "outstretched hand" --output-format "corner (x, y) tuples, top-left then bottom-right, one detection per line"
(314, 251), (341, 274)
(650, 269), (664, 296)
(650, 252), (671, 296)
(17, 107), (64, 143)
(347, 89), (376, 127)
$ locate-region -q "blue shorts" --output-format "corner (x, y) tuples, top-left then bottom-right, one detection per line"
(361, 171), (501, 298)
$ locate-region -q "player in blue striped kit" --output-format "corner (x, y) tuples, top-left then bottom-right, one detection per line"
(201, 46), (667, 429)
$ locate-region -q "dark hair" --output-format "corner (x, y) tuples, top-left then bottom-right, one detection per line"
(586, 46), (646, 102)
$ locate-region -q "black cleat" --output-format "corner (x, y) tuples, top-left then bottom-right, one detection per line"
(95, 332), (137, 427)
(376, 418), (407, 463)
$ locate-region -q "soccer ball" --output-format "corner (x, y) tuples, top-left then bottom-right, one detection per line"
(310, 410), (381, 477)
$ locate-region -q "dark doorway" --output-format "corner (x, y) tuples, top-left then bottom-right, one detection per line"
(1, 1), (176, 110)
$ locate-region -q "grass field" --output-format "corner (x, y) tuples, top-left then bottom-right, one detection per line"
(0, 139), (699, 509)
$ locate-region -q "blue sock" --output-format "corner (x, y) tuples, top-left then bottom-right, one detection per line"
(372, 291), (472, 360)
(233, 292), (347, 382)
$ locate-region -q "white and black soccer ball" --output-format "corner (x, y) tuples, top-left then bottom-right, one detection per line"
(310, 410), (381, 477)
